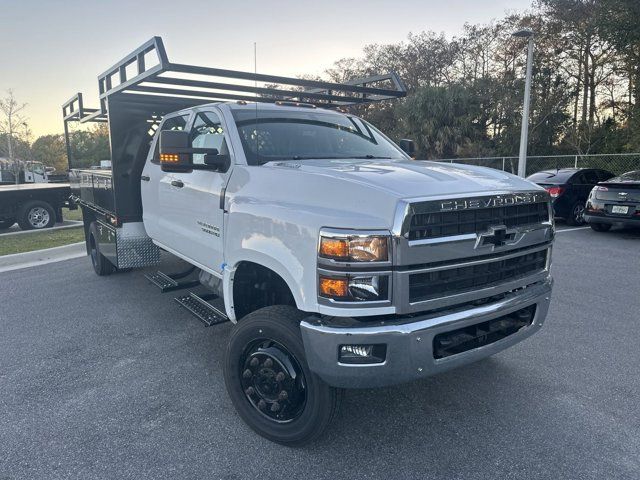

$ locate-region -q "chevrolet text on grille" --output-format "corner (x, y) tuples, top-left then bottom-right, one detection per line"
(440, 193), (545, 211)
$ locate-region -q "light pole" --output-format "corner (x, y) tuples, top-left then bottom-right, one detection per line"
(512, 29), (534, 177)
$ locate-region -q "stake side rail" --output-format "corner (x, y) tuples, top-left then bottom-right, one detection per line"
(62, 36), (407, 128)
(61, 36), (408, 221)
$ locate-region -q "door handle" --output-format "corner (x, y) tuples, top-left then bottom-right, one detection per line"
(171, 180), (184, 188)
(140, 175), (150, 182)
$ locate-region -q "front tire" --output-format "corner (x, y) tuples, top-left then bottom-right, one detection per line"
(17, 201), (56, 230)
(88, 222), (115, 276)
(224, 306), (341, 446)
(589, 222), (611, 232)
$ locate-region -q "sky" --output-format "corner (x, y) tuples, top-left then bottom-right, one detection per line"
(0, 0), (532, 137)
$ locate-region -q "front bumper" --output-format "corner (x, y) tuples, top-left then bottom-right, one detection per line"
(300, 277), (552, 388)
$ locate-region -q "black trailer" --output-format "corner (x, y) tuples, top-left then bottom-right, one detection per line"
(63, 36), (406, 273)
(0, 183), (74, 231)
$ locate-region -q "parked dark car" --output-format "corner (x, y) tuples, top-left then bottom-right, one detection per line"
(526, 168), (614, 225)
(584, 170), (640, 232)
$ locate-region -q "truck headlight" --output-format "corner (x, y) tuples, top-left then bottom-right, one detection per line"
(319, 274), (389, 302)
(319, 235), (389, 262)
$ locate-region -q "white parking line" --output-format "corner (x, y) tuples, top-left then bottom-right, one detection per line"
(556, 226), (590, 233)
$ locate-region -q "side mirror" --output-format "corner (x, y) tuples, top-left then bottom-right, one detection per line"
(399, 139), (416, 158)
(159, 130), (192, 172)
(204, 152), (231, 172)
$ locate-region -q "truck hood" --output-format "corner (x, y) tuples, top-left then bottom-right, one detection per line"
(266, 159), (541, 199)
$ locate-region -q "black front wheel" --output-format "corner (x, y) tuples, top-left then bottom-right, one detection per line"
(224, 306), (341, 446)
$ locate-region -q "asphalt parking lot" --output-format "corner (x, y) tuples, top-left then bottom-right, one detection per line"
(1, 225), (639, 480)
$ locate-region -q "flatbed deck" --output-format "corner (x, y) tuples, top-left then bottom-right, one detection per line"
(0, 183), (73, 230)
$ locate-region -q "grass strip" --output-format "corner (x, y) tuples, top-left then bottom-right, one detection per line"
(0, 226), (85, 256)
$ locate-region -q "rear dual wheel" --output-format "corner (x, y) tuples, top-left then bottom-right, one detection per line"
(88, 222), (115, 276)
(224, 306), (341, 446)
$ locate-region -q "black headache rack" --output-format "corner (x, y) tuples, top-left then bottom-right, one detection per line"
(63, 36), (406, 224)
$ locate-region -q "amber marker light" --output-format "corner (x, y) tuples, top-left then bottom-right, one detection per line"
(160, 153), (180, 163)
(319, 238), (349, 260)
(319, 235), (389, 262)
(319, 276), (349, 299)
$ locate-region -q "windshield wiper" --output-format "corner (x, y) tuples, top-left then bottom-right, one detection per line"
(266, 156), (355, 162)
(287, 155), (396, 160)
(259, 155), (396, 164)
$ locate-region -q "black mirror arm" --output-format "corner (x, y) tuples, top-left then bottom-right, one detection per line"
(169, 147), (219, 155)
(203, 153), (231, 172)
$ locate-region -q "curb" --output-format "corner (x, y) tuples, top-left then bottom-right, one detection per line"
(0, 242), (86, 273)
(1, 221), (83, 237)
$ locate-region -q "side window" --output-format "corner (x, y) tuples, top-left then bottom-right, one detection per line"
(597, 170), (613, 181)
(152, 114), (190, 163)
(583, 170), (598, 185)
(570, 172), (586, 185)
(190, 111), (228, 165)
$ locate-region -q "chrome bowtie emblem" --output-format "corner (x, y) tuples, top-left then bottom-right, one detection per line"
(476, 225), (517, 249)
(618, 192), (628, 197)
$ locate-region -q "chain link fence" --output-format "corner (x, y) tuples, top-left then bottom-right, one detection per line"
(433, 153), (640, 177)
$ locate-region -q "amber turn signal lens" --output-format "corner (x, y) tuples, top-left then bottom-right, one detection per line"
(319, 238), (349, 260)
(319, 235), (389, 262)
(160, 153), (180, 163)
(319, 276), (349, 298)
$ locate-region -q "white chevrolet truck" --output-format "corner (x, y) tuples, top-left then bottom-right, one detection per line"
(64, 38), (554, 445)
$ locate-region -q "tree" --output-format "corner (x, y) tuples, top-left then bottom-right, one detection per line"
(0, 90), (28, 183)
(401, 85), (484, 158)
(320, 1), (639, 158)
(69, 123), (110, 168)
(31, 134), (68, 173)
(596, 0), (640, 149)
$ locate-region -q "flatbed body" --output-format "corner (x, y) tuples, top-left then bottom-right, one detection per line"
(0, 183), (74, 230)
(68, 169), (114, 215)
(0, 182), (71, 193)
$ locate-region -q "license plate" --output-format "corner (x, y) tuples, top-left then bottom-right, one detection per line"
(612, 205), (629, 214)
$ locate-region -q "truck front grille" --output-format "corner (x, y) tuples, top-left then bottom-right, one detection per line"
(408, 249), (547, 303)
(408, 202), (549, 241)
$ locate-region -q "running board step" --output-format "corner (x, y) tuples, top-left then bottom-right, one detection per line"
(145, 270), (200, 293)
(174, 292), (229, 327)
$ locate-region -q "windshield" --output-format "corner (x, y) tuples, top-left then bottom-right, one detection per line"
(31, 163), (45, 175)
(526, 170), (575, 184)
(606, 170), (640, 183)
(232, 109), (405, 165)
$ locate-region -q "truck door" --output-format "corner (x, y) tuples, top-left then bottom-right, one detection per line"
(31, 163), (47, 183)
(141, 113), (190, 241)
(157, 109), (231, 273)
